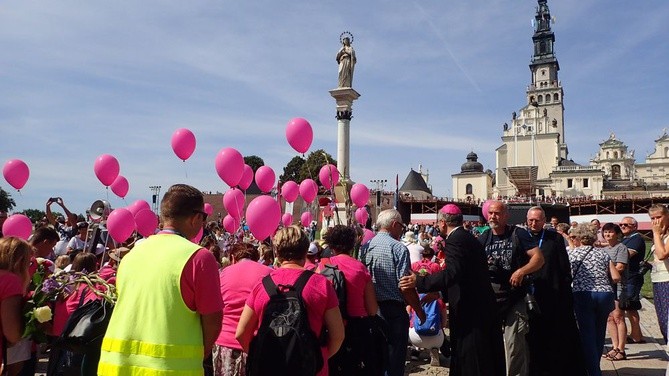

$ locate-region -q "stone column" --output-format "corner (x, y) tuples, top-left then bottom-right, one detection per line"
(329, 87), (360, 183)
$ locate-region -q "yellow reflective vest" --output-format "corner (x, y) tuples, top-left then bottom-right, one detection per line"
(98, 234), (204, 376)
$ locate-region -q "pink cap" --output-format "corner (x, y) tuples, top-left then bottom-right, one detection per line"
(440, 204), (462, 215)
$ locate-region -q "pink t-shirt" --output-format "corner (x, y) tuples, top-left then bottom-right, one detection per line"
(323, 255), (371, 318)
(411, 259), (442, 276)
(246, 268), (339, 376)
(52, 283), (99, 336)
(216, 259), (271, 348)
(0, 272), (24, 365)
(180, 248), (223, 315)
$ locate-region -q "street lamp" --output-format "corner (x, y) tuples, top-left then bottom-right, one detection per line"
(150, 186), (161, 214)
(369, 179), (387, 224)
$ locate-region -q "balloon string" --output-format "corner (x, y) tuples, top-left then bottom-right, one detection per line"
(183, 161), (188, 179)
(106, 186), (109, 201)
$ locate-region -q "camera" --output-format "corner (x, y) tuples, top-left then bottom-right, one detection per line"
(639, 260), (653, 277)
(523, 275), (541, 315)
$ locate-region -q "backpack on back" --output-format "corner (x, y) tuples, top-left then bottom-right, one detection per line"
(319, 262), (348, 319)
(413, 293), (441, 336)
(247, 270), (323, 376)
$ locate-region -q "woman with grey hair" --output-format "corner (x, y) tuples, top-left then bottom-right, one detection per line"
(569, 223), (621, 376)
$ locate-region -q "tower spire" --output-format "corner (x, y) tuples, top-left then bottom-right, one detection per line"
(532, 0), (557, 65)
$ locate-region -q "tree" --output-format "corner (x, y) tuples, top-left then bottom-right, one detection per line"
(244, 155), (265, 172)
(0, 187), (16, 212)
(279, 156), (305, 183)
(300, 149), (337, 186)
(22, 209), (46, 224)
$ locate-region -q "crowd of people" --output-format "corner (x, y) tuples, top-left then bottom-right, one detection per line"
(0, 185), (667, 376)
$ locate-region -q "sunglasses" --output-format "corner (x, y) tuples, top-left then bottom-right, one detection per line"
(619, 223), (634, 228)
(193, 209), (208, 221)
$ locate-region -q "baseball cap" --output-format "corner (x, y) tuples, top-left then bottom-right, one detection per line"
(307, 243), (319, 256)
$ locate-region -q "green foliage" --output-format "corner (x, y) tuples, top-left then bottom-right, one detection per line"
(0, 186), (16, 212)
(244, 155), (265, 172)
(279, 156), (305, 183)
(278, 150), (337, 185)
(21, 209), (46, 223)
(300, 149), (337, 186)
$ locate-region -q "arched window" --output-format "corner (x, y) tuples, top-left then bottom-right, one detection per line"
(540, 41), (546, 54)
(538, 95), (543, 104)
(612, 165), (621, 179)
(606, 151), (610, 159)
(545, 94), (551, 103)
(529, 96), (534, 103)
(553, 93), (559, 101)
(665, 147), (669, 158)
(614, 151), (618, 159)
(466, 184), (473, 195)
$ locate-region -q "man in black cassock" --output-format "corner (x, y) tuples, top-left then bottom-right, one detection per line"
(525, 206), (587, 376)
(400, 204), (505, 376)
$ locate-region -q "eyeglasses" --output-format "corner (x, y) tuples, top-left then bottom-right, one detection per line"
(193, 209), (208, 221)
(619, 223), (634, 228)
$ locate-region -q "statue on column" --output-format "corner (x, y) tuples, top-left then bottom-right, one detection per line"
(336, 32), (356, 88)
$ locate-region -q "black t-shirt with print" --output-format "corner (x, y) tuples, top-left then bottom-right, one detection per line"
(479, 225), (537, 309)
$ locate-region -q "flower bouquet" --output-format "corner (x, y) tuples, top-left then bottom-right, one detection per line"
(22, 260), (117, 343)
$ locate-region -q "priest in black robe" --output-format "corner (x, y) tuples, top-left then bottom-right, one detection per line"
(400, 204), (505, 376)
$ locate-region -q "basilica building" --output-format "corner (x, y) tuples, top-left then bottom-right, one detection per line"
(452, 0), (669, 202)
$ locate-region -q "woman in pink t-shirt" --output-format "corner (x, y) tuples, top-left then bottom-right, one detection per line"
(236, 226), (344, 376)
(48, 253), (100, 376)
(320, 225), (385, 376)
(0, 237), (32, 373)
(213, 242), (271, 376)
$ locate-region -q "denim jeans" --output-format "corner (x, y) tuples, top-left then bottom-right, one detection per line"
(378, 301), (409, 376)
(572, 291), (615, 376)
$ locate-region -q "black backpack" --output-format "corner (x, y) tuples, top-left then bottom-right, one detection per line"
(247, 270), (323, 376)
(319, 262), (348, 319)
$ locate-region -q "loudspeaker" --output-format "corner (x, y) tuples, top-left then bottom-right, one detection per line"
(89, 200), (112, 223)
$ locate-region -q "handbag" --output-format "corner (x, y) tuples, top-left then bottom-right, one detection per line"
(53, 289), (114, 354)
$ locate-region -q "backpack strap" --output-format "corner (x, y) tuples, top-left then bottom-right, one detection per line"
(261, 274), (279, 298)
(261, 270), (314, 298)
(293, 270), (314, 296)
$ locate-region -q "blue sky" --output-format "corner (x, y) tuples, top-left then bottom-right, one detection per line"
(1, 0), (668, 215)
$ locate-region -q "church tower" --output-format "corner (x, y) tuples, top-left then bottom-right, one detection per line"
(528, 0), (566, 159)
(494, 0), (567, 198)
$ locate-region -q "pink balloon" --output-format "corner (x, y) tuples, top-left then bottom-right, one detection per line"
(223, 188), (245, 219)
(128, 200), (151, 217)
(281, 213), (293, 227)
(223, 214), (240, 234)
(2, 214), (32, 240)
(238, 164), (254, 191)
(215, 148), (244, 187)
(110, 175), (129, 199)
(281, 181), (299, 203)
(246, 196), (281, 240)
(350, 183), (370, 208)
(191, 227), (204, 244)
(2, 159), (30, 191)
(299, 179), (318, 204)
(286, 117), (313, 154)
(362, 229), (375, 245)
(171, 128), (196, 161)
(94, 154), (120, 187)
(318, 164), (340, 189)
(203, 203), (213, 216)
(134, 209), (158, 238)
(482, 200), (493, 222)
(107, 208), (136, 243)
(300, 212), (312, 227)
(355, 207), (369, 225)
(255, 166), (276, 193)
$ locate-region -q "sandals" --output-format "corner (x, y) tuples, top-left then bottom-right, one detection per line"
(627, 336), (647, 344)
(603, 348), (627, 361)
